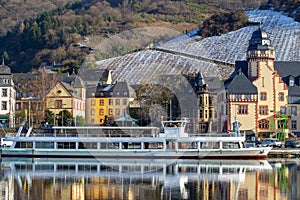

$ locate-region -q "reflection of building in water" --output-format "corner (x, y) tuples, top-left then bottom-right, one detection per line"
(71, 178), (85, 200)
(0, 175), (14, 200)
(0, 159), (296, 199)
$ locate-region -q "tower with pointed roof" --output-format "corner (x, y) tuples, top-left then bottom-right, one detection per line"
(218, 27), (289, 137)
(0, 61), (15, 127)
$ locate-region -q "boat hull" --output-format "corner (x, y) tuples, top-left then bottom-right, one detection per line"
(0, 147), (271, 159)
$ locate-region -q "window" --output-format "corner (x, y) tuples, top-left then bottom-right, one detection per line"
(109, 109), (113, 115)
(122, 99), (127, 105)
(16, 103), (21, 110)
(259, 119), (269, 129)
(291, 120), (297, 130)
(1, 101), (7, 110)
(238, 105), (248, 114)
(259, 106), (268, 115)
(99, 99), (104, 106)
(235, 94), (242, 100)
(279, 93), (284, 101)
(280, 106), (286, 114)
(200, 110), (204, 118)
(55, 100), (62, 109)
(199, 96), (203, 105)
(260, 92), (267, 101)
(2, 89), (7, 97)
(115, 99), (120, 105)
(244, 94), (251, 100)
(115, 109), (120, 115)
(109, 99), (113, 105)
(91, 109), (95, 116)
(91, 99), (95, 106)
(289, 78), (295, 86)
(99, 109), (104, 115)
(291, 106), (297, 116)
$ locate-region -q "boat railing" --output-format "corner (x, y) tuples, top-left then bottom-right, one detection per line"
(189, 132), (245, 137)
(27, 132), (158, 138)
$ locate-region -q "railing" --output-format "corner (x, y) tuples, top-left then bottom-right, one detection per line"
(189, 132), (245, 137)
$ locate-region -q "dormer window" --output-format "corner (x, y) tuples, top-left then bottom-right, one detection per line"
(289, 77), (295, 86)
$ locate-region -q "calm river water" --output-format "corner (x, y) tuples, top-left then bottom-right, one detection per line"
(0, 158), (299, 200)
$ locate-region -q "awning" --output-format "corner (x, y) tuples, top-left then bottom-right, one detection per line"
(0, 116), (9, 119)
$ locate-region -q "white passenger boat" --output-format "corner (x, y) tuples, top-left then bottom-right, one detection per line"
(0, 118), (272, 159)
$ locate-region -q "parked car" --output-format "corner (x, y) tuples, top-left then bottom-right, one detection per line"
(285, 140), (300, 148)
(262, 138), (283, 148)
(0, 138), (13, 147)
(254, 140), (263, 147)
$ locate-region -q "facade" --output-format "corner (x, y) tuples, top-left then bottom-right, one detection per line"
(45, 73), (86, 125)
(0, 62), (15, 127)
(86, 82), (136, 125)
(275, 62), (300, 136)
(13, 69), (68, 127)
(186, 72), (220, 133)
(218, 28), (289, 137)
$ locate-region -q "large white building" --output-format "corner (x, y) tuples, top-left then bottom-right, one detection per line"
(0, 62), (15, 127)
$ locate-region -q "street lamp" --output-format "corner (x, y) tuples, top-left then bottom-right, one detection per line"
(21, 97), (35, 127)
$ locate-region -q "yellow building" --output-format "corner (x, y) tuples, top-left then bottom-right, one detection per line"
(218, 28), (288, 137)
(45, 73), (85, 125)
(86, 82), (136, 125)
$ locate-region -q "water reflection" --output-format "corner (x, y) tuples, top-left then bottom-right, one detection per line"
(0, 158), (299, 200)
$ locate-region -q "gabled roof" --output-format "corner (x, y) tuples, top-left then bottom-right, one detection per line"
(275, 61), (300, 78)
(226, 69), (257, 94)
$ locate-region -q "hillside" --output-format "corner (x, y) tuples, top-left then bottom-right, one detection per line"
(80, 9), (300, 86)
(0, 0), (227, 72)
(0, 0), (299, 73)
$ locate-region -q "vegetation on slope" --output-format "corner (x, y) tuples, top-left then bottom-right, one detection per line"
(198, 9), (249, 37)
(0, 0), (223, 72)
(0, 0), (298, 73)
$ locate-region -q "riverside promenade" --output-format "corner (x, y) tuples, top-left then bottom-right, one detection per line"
(268, 149), (300, 158)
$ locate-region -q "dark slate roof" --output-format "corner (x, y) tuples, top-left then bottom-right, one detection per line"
(289, 86), (300, 97)
(79, 69), (110, 86)
(205, 77), (222, 94)
(275, 61), (300, 78)
(235, 61), (248, 76)
(94, 82), (135, 98)
(248, 28), (274, 51)
(0, 64), (11, 75)
(226, 69), (257, 94)
(274, 61), (300, 96)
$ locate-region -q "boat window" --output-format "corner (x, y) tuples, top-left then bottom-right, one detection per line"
(15, 142), (33, 148)
(201, 142), (219, 149)
(14, 164), (33, 171)
(78, 165), (98, 172)
(78, 142), (98, 149)
(144, 142), (163, 149)
(57, 164), (76, 171)
(122, 142), (141, 149)
(178, 142), (198, 149)
(35, 165), (54, 171)
(223, 142), (239, 149)
(57, 142), (76, 149)
(100, 142), (119, 149)
(35, 142), (54, 149)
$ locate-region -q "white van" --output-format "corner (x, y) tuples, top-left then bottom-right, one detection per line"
(0, 138), (13, 147)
